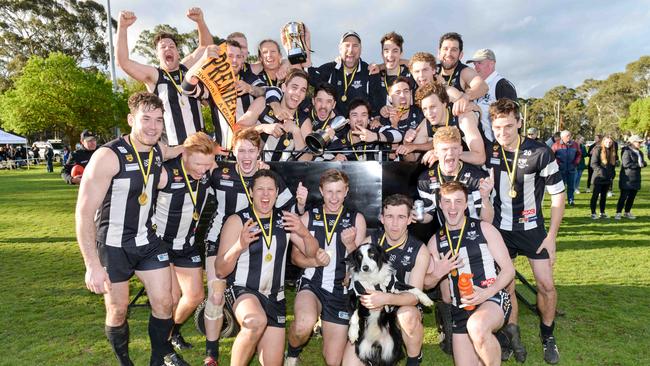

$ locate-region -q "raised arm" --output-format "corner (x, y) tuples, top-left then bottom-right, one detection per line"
(75, 148), (120, 294)
(115, 11), (158, 90)
(181, 7), (213, 68)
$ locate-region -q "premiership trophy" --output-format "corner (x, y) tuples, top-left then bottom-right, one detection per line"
(305, 116), (348, 155)
(283, 21), (308, 65)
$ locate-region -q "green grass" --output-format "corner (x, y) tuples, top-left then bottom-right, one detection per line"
(1, 165), (650, 365)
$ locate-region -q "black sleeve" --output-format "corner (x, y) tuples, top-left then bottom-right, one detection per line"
(495, 78), (517, 101)
(308, 63), (334, 87)
(368, 74), (385, 117)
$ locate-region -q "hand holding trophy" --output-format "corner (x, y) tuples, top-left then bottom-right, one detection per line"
(282, 21), (308, 65)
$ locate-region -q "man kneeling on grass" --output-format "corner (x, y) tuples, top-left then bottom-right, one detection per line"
(214, 169), (320, 365)
(425, 181), (515, 366)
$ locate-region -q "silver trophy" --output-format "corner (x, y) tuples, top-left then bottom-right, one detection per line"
(413, 200), (425, 222)
(305, 116), (348, 155)
(283, 22), (307, 65)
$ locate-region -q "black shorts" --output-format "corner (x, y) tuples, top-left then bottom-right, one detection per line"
(226, 285), (286, 328)
(97, 240), (169, 283)
(451, 289), (512, 334)
(205, 240), (218, 258)
(499, 225), (549, 259)
(298, 279), (350, 325)
(166, 244), (203, 268)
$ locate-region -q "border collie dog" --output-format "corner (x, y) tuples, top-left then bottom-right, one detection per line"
(346, 243), (433, 366)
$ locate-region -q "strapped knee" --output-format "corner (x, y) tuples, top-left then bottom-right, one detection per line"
(205, 279), (227, 320)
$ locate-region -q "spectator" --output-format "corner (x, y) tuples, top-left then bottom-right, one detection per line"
(45, 145), (54, 172)
(62, 146), (70, 165)
(527, 127), (539, 141)
(551, 130), (581, 206)
(590, 136), (616, 219)
(645, 136), (650, 159)
(61, 130), (98, 184)
(31, 144), (40, 164)
(607, 139), (620, 198)
(586, 134), (602, 193)
(574, 135), (588, 194)
(615, 135), (646, 219)
(0, 146), (6, 161)
(467, 48), (517, 142)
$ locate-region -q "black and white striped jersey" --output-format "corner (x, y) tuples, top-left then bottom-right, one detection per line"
(302, 206), (358, 295)
(257, 105), (309, 161)
(226, 208), (290, 301)
(485, 137), (565, 231)
(154, 65), (204, 146)
(371, 230), (424, 285)
(204, 162), (296, 250)
(417, 162), (488, 223)
(153, 156), (213, 250)
(95, 137), (164, 248)
(436, 218), (498, 307)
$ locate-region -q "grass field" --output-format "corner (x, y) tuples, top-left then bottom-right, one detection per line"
(1, 165), (650, 365)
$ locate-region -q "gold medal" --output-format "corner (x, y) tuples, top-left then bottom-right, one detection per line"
(192, 211), (200, 221)
(138, 192), (148, 205)
(509, 189), (517, 199)
(283, 138), (290, 147)
(451, 269), (458, 277)
(341, 95), (347, 102)
(265, 253), (273, 262)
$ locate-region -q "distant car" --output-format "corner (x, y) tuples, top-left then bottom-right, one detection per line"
(33, 140), (64, 162)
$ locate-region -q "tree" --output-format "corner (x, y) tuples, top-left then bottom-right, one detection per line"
(0, 53), (125, 143)
(620, 97), (650, 135)
(0, 0), (115, 90)
(133, 25), (221, 65)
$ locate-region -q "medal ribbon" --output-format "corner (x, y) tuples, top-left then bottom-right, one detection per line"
(238, 168), (254, 205)
(251, 208), (273, 250)
(437, 161), (463, 184)
(162, 68), (184, 99)
(311, 109), (332, 130)
(342, 66), (358, 100)
(383, 65), (401, 95)
(264, 71), (275, 86)
(130, 140), (153, 194)
(323, 206), (344, 245)
(180, 159), (200, 208)
(445, 217), (467, 257)
(348, 130), (367, 160)
(500, 135), (521, 192)
(380, 232), (409, 252)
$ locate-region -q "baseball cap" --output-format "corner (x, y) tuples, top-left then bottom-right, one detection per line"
(340, 31), (361, 44)
(527, 127), (538, 135)
(80, 129), (96, 141)
(628, 134), (644, 143)
(467, 48), (496, 63)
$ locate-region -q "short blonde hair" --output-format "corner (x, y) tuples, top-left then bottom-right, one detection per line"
(183, 132), (217, 155)
(433, 126), (461, 146)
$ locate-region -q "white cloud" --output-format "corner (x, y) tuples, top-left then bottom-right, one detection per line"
(107, 0), (650, 98)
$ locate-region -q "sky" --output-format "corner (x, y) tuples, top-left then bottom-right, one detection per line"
(108, 0), (650, 98)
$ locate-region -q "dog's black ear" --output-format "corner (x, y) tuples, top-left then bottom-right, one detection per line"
(345, 248), (360, 271)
